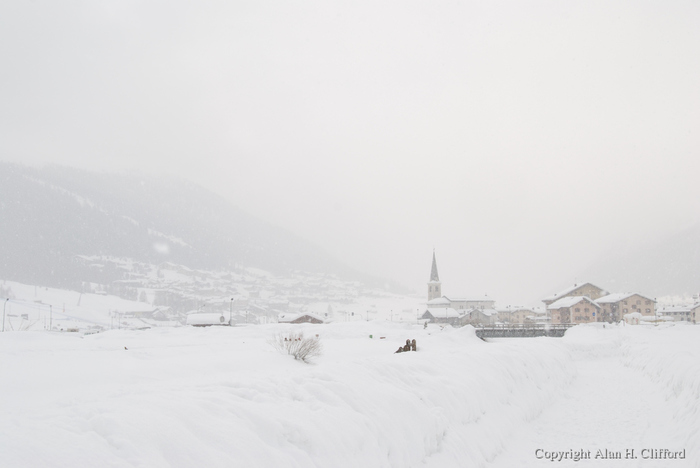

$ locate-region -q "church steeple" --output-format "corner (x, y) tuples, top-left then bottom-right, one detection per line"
(427, 250), (442, 301)
(430, 250), (440, 282)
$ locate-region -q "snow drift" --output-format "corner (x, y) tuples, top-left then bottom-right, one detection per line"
(1, 323), (574, 467)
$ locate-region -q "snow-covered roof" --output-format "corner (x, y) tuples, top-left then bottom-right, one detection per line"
(596, 293), (655, 304)
(446, 295), (494, 302)
(659, 306), (692, 313)
(427, 297), (451, 306)
(186, 313), (228, 326)
(542, 283), (604, 302)
(659, 303), (700, 313)
(547, 296), (599, 310)
(477, 308), (499, 317)
(278, 312), (325, 323)
(426, 307), (461, 318)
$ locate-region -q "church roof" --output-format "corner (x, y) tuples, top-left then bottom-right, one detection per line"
(427, 297), (451, 305)
(429, 250), (440, 282)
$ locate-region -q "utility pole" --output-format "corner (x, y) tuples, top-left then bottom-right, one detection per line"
(49, 305), (53, 331)
(2, 298), (8, 332)
(230, 298), (234, 325)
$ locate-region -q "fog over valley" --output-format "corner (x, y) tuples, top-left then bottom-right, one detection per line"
(2, 3), (700, 466)
(2, 1), (699, 306)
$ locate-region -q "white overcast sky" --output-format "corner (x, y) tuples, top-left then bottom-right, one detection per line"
(1, 0), (699, 304)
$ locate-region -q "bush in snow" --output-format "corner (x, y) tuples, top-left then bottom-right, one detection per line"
(270, 332), (322, 363)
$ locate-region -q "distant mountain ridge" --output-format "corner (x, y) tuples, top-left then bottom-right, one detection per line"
(577, 224), (700, 300)
(0, 163), (375, 290)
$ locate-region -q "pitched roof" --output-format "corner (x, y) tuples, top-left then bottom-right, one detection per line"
(446, 295), (494, 302)
(429, 250), (440, 282)
(471, 307), (499, 317)
(427, 297), (451, 305)
(547, 296), (600, 310)
(278, 312), (324, 323)
(542, 282), (605, 302)
(596, 293), (656, 304)
(426, 307), (461, 318)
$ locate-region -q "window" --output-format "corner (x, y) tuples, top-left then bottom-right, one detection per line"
(646, 309), (650, 313)
(575, 308), (580, 312)
(584, 308), (589, 313)
(624, 301), (628, 305)
(623, 308), (628, 313)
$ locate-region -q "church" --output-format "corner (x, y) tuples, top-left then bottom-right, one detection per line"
(422, 250), (496, 325)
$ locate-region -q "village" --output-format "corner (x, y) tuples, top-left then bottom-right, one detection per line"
(2, 250), (698, 332)
(184, 250), (699, 329)
(420, 251), (699, 328)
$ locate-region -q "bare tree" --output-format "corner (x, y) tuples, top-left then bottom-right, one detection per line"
(269, 331), (322, 363)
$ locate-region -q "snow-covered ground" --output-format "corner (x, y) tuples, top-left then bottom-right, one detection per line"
(1, 322), (697, 467)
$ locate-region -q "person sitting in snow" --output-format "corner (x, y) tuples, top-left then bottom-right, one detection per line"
(395, 346), (404, 353)
(403, 339), (411, 352)
(411, 339), (417, 351)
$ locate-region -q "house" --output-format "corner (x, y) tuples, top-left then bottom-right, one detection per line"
(278, 313), (324, 324)
(542, 283), (608, 308)
(595, 293), (656, 323)
(547, 296), (601, 324)
(421, 308), (465, 327)
(658, 303), (700, 323)
(466, 307), (498, 326)
(497, 306), (538, 324)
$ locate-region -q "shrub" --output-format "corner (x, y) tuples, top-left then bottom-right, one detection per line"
(270, 331), (322, 363)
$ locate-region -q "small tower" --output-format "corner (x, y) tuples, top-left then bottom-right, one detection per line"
(427, 250), (442, 301)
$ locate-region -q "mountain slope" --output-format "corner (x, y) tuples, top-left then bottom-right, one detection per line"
(578, 224), (700, 298)
(0, 163), (368, 289)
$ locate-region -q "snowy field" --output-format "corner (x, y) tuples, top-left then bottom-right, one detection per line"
(1, 322), (698, 467)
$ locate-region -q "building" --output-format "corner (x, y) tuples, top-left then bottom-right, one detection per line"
(466, 307), (498, 326)
(186, 313), (230, 327)
(542, 283), (608, 308)
(421, 308), (464, 327)
(278, 313), (324, 324)
(425, 251), (495, 316)
(498, 306), (539, 325)
(427, 250), (442, 301)
(548, 296), (601, 324)
(658, 303), (700, 323)
(595, 293), (656, 323)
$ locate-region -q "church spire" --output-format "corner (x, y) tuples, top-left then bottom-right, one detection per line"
(430, 249), (440, 282)
(427, 250), (442, 301)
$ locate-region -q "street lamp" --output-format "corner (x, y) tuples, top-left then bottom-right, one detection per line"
(230, 298), (234, 324)
(2, 298), (8, 332)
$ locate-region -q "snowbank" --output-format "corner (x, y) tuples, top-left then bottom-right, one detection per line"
(620, 324), (700, 464)
(0, 322), (573, 467)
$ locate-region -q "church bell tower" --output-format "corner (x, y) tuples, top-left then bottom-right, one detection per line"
(427, 250), (442, 301)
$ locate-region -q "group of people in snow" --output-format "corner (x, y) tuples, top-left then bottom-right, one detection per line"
(395, 338), (417, 353)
